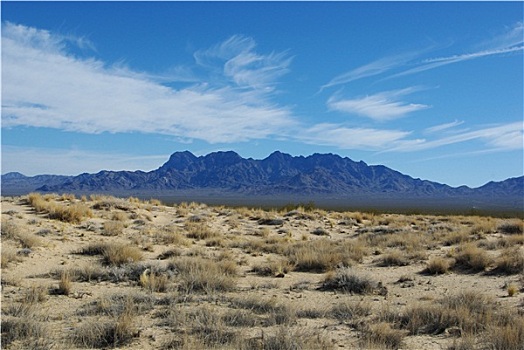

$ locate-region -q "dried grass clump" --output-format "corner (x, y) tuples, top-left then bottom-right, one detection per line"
(102, 220), (125, 236)
(329, 299), (371, 321)
(77, 242), (143, 266)
(453, 243), (492, 272)
(498, 220), (524, 235)
(251, 258), (293, 277)
(401, 291), (495, 335)
(139, 269), (169, 293)
(185, 222), (218, 240)
(379, 250), (410, 267)
(484, 316), (524, 350)
(361, 322), (406, 350)
(320, 268), (380, 295)
(170, 256), (236, 294)
(240, 327), (333, 350)
(1, 246), (22, 268)
(424, 256), (454, 275)
(47, 202), (93, 224)
(55, 270), (72, 295)
(71, 311), (137, 348)
(285, 239), (365, 272)
(1, 301), (51, 349)
(493, 248), (524, 275)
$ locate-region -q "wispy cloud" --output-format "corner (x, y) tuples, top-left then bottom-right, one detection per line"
(390, 22), (523, 79)
(327, 87), (430, 121)
(424, 120), (464, 134)
(297, 123), (413, 150)
(1, 145), (169, 176)
(319, 50), (424, 91)
(2, 23), (296, 143)
(390, 121), (523, 152)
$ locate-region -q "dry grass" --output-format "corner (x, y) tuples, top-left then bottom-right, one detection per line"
(361, 322), (406, 349)
(425, 256), (454, 275)
(170, 256), (237, 294)
(321, 267), (381, 295)
(102, 220), (125, 236)
(493, 248), (524, 275)
(452, 243), (492, 272)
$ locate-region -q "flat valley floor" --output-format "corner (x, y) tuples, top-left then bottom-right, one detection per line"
(1, 194), (523, 349)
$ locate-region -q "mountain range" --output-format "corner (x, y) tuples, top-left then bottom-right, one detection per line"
(2, 151), (523, 212)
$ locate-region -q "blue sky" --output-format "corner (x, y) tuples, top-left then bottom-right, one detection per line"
(1, 1), (523, 187)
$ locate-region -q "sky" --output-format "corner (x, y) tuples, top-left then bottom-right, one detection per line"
(1, 1), (523, 188)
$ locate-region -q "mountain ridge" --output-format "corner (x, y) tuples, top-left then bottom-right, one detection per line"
(2, 151), (522, 202)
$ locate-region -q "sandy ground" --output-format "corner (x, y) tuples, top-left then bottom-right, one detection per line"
(1, 194), (523, 349)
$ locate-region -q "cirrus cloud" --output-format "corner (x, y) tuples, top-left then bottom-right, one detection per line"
(1, 23), (296, 143)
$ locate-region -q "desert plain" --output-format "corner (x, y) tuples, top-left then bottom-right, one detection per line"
(1, 193), (523, 349)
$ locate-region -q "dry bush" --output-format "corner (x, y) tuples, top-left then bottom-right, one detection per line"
(222, 309), (260, 327)
(77, 242), (143, 266)
(24, 284), (48, 303)
(493, 248), (524, 274)
(424, 256), (454, 275)
(1, 301), (51, 349)
(379, 250), (410, 267)
(285, 239), (365, 272)
(139, 270), (169, 293)
(361, 322), (406, 350)
(55, 270), (72, 295)
(329, 299), (371, 321)
(498, 220), (524, 235)
(401, 291), (495, 335)
(251, 258), (293, 277)
(47, 202), (93, 224)
(1, 218), (19, 239)
(441, 229), (472, 246)
(185, 222), (218, 240)
(320, 267), (380, 294)
(239, 326), (333, 350)
(484, 316), (524, 350)
(453, 243), (492, 272)
(102, 220), (124, 236)
(102, 243), (143, 266)
(71, 313), (137, 348)
(170, 256), (236, 294)
(1, 246), (22, 268)
(153, 226), (190, 246)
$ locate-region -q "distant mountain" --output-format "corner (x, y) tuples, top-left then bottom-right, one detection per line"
(1, 172), (73, 196)
(2, 151), (523, 212)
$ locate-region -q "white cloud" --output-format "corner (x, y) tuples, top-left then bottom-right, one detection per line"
(319, 51), (419, 90)
(297, 123), (414, 150)
(390, 121), (523, 152)
(424, 120), (464, 134)
(1, 23), (296, 143)
(327, 87), (430, 121)
(1, 146), (169, 176)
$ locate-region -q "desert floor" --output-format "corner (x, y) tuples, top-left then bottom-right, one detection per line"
(1, 193), (523, 349)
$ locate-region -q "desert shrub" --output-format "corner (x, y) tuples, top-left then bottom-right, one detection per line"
(239, 327), (333, 350)
(424, 256), (454, 275)
(441, 229), (471, 246)
(361, 322), (406, 350)
(401, 291), (494, 335)
(23, 284), (48, 303)
(71, 313), (137, 348)
(251, 258), (292, 277)
(185, 222), (218, 240)
(170, 256), (236, 293)
(1, 218), (19, 239)
(55, 270), (72, 295)
(320, 268), (379, 294)
(484, 317), (524, 350)
(139, 270), (169, 293)
(285, 239), (365, 272)
(1, 316), (51, 349)
(102, 243), (143, 266)
(329, 299), (371, 321)
(453, 243), (492, 272)
(102, 220), (124, 236)
(47, 202), (92, 223)
(493, 248), (524, 274)
(222, 309), (259, 327)
(498, 220), (524, 235)
(1, 246), (22, 268)
(379, 250), (410, 267)
(77, 242), (143, 266)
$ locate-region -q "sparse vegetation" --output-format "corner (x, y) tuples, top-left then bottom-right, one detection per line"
(2, 194), (523, 349)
